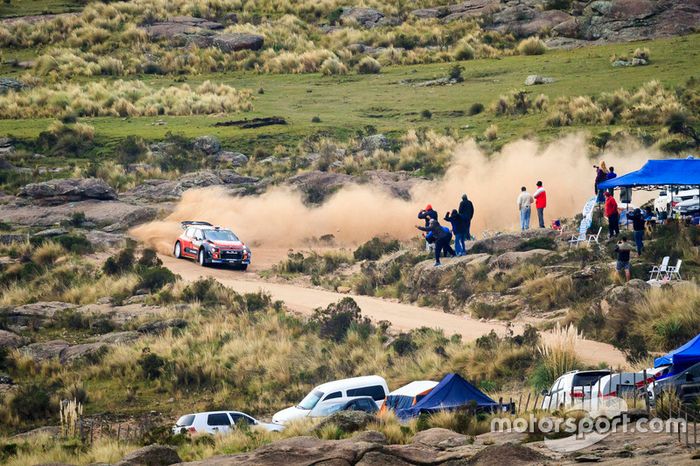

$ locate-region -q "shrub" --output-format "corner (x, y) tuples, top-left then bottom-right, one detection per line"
(633, 47), (650, 61)
(468, 103), (484, 115)
(138, 266), (177, 291)
(103, 247), (136, 275)
(357, 57), (381, 74)
(116, 136), (148, 165)
(10, 384), (53, 421)
(516, 237), (556, 251)
(484, 124), (498, 141)
(454, 43), (475, 61)
(311, 115), (321, 123)
(448, 64), (464, 82)
(320, 57), (347, 76)
(138, 352), (166, 380)
(311, 297), (373, 342)
(53, 234), (93, 254)
(421, 109), (432, 119)
(353, 237), (400, 261)
(517, 37), (546, 56)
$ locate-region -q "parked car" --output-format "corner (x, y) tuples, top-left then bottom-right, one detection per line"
(381, 380), (438, 414)
(654, 188), (700, 213)
(272, 375), (389, 425)
(673, 195), (700, 216)
(653, 362), (700, 404)
(173, 221), (251, 270)
(172, 411), (283, 435)
(310, 396), (379, 418)
(541, 370), (611, 410)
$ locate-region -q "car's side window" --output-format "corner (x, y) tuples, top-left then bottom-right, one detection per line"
(185, 227), (195, 238)
(347, 385), (386, 401)
(229, 413), (254, 425)
(324, 391), (342, 400)
(207, 413), (231, 426)
(194, 229), (203, 241)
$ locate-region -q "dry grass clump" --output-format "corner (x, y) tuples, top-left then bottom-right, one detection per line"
(492, 90), (546, 116)
(517, 37), (546, 55)
(320, 57), (348, 76)
(484, 124), (498, 141)
(537, 324), (581, 385)
(547, 80), (685, 127)
(0, 80), (252, 119)
(357, 56), (382, 74)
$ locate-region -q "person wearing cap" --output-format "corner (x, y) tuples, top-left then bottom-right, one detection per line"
(458, 194), (474, 240)
(418, 204), (438, 251)
(533, 181), (547, 229)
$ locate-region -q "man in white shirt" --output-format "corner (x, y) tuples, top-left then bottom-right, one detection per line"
(517, 186), (534, 231)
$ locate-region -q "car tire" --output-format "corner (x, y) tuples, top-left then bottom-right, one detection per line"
(174, 241), (182, 259)
(198, 249), (208, 267)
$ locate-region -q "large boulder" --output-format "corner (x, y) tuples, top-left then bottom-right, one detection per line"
(316, 410), (376, 433)
(411, 0), (500, 22)
(193, 135), (221, 155)
(411, 428), (469, 449)
(212, 33), (264, 52)
(116, 444), (181, 466)
(468, 230), (558, 254)
(287, 171), (354, 203)
(360, 134), (390, 152)
(122, 171), (259, 202)
(20, 340), (70, 362)
(4, 301), (75, 328)
(137, 318), (188, 334)
(493, 249), (555, 269)
(18, 178), (117, 205)
(0, 329), (25, 349)
(142, 16), (223, 41)
(211, 151), (249, 167)
(599, 279), (650, 315)
(469, 442), (548, 465)
(339, 7), (399, 28)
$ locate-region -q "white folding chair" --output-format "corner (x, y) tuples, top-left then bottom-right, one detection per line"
(568, 232), (586, 247)
(587, 227), (602, 245)
(666, 259), (683, 281)
(649, 256), (670, 281)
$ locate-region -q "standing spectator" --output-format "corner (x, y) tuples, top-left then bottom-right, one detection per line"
(533, 181), (547, 229)
(594, 162), (609, 203)
(444, 209), (467, 256)
(418, 205), (438, 251)
(606, 166), (617, 195)
(516, 186), (534, 231)
(458, 194), (474, 240)
(631, 208), (645, 255)
(416, 219), (454, 266)
(604, 192), (620, 238)
(614, 235), (634, 282)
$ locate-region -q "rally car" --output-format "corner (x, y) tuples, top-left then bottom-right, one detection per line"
(173, 221), (251, 270)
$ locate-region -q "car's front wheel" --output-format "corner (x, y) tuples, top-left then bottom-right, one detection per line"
(198, 249), (208, 267)
(174, 241), (182, 259)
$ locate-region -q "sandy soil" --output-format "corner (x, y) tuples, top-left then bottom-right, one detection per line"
(160, 252), (628, 368)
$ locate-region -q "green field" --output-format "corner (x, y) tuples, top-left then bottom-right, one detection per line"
(0, 0), (83, 18)
(1, 34), (698, 154)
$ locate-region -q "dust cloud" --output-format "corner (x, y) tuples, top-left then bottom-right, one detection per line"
(131, 134), (655, 252)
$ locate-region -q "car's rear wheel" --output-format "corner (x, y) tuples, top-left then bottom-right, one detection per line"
(174, 241), (182, 259)
(198, 249), (208, 267)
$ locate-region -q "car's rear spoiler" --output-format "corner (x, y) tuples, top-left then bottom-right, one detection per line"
(180, 221), (213, 230)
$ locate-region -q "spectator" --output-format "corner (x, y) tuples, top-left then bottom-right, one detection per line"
(416, 219), (455, 266)
(614, 235), (634, 282)
(418, 205), (438, 251)
(594, 162), (608, 203)
(458, 194), (474, 240)
(533, 181), (547, 229)
(606, 166), (617, 195)
(604, 192), (620, 238)
(631, 208), (645, 255)
(516, 186), (534, 231)
(444, 209), (467, 256)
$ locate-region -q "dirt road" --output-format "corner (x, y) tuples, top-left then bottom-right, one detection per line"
(161, 255), (628, 368)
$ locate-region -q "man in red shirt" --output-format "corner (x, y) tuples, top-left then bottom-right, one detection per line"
(604, 192), (620, 238)
(533, 181), (547, 228)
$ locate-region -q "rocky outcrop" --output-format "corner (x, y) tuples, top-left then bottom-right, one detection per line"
(359, 134), (390, 152)
(0, 329), (25, 349)
(339, 8), (400, 28)
(143, 16), (224, 41)
(411, 0), (500, 21)
(212, 33), (265, 52)
(0, 77), (25, 95)
(469, 230), (558, 254)
(193, 135), (221, 155)
(493, 249), (555, 269)
(122, 171), (259, 202)
(287, 171), (355, 203)
(317, 411), (376, 433)
(598, 279), (650, 315)
(524, 75), (555, 86)
(489, 5), (572, 37)
(116, 444), (181, 466)
(4, 301), (75, 328)
(176, 429), (550, 465)
(18, 178), (117, 205)
(19, 340), (108, 364)
(137, 318), (188, 334)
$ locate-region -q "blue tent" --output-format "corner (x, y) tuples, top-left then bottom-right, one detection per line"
(655, 333), (700, 374)
(396, 373), (498, 418)
(598, 157), (700, 190)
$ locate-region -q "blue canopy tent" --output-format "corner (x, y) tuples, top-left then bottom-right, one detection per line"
(598, 157), (700, 191)
(396, 373), (498, 418)
(654, 333), (700, 376)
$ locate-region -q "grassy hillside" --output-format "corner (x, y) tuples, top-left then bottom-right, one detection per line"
(1, 34), (698, 150)
(0, 0), (84, 18)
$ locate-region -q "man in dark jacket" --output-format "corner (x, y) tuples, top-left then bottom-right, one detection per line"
(444, 209), (467, 256)
(417, 219), (454, 266)
(458, 194), (474, 240)
(630, 208), (645, 255)
(418, 204), (438, 251)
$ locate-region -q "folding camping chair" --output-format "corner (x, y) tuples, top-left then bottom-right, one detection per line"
(666, 259), (682, 281)
(648, 256), (670, 281)
(568, 232), (586, 247)
(586, 227), (602, 246)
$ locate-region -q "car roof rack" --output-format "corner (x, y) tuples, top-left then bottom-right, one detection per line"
(180, 221), (213, 229)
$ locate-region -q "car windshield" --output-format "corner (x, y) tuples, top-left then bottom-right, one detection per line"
(176, 414), (195, 426)
(204, 230), (239, 242)
(572, 371), (610, 387)
(298, 390), (324, 410)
